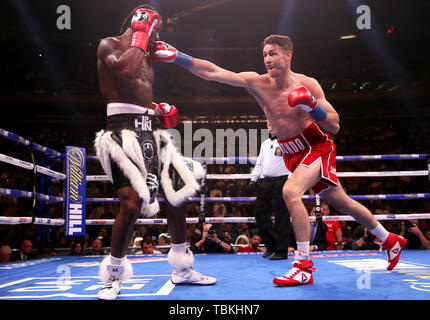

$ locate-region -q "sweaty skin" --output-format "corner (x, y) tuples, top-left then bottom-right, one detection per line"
(187, 44), (340, 140)
(97, 27), (187, 258)
(97, 28), (156, 107)
(184, 42), (381, 247)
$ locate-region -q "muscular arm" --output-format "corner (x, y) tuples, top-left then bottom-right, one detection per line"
(305, 78), (340, 135)
(189, 58), (260, 89)
(98, 38), (147, 78)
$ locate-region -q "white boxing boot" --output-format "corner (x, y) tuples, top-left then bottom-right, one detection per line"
(168, 243), (217, 285)
(97, 254), (133, 300)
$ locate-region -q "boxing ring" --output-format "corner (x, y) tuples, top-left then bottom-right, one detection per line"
(1, 128), (430, 300)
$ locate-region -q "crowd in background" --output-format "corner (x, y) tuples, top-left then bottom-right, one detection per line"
(0, 116), (429, 263)
(1, 7), (430, 261)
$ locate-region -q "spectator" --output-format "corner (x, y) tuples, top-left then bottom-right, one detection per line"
(290, 206), (328, 252)
(236, 233), (263, 252)
(321, 203), (342, 250)
(309, 206), (328, 252)
(140, 239), (161, 254)
(47, 249), (58, 256)
(133, 237), (144, 248)
(348, 226), (380, 250)
(213, 203), (227, 217)
(157, 233), (171, 253)
(10, 239), (38, 261)
(0, 245), (12, 263)
(209, 182), (223, 197)
(190, 224), (235, 254)
(90, 238), (106, 255)
(158, 233), (171, 246)
(69, 241), (84, 256)
(234, 235), (249, 247)
(186, 224), (202, 244)
(394, 220), (430, 250)
(221, 232), (233, 246)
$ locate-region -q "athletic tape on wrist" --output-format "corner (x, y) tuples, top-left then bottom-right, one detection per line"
(309, 104), (327, 121)
(174, 51), (194, 69)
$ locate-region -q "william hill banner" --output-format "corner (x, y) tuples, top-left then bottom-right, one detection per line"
(65, 146), (86, 236)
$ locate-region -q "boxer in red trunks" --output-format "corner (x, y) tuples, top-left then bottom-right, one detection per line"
(150, 34), (407, 286)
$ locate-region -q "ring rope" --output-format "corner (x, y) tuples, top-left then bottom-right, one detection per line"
(1, 128), (428, 162)
(86, 170), (429, 182)
(2, 152), (427, 183)
(3, 151), (427, 185)
(86, 154), (430, 163)
(2, 213), (430, 226)
(0, 153), (66, 180)
(0, 187), (64, 202)
(0, 128), (63, 157)
(1, 130), (429, 231)
(0, 187), (428, 203)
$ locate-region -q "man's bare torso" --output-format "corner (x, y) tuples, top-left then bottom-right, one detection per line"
(97, 32), (154, 108)
(249, 72), (314, 140)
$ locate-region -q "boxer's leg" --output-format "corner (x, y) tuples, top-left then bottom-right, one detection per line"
(98, 186), (141, 300)
(163, 190), (216, 285)
(319, 182), (378, 229)
(165, 196), (187, 245)
(282, 162), (321, 246)
(111, 186), (143, 258)
(320, 182), (406, 270)
(274, 162), (321, 287)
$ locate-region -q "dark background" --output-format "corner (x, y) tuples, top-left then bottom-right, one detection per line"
(1, 0), (429, 255)
(1, 0), (429, 147)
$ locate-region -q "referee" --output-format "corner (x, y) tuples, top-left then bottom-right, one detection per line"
(248, 121), (292, 260)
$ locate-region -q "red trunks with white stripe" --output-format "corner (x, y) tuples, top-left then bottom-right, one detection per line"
(277, 122), (338, 194)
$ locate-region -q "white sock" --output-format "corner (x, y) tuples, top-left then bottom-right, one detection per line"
(171, 242), (187, 253)
(370, 223), (389, 242)
(295, 242), (310, 260)
(109, 254), (125, 265)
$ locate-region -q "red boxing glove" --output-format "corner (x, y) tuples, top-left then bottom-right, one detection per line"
(288, 86), (327, 121)
(130, 9), (161, 52)
(152, 102), (179, 128)
(150, 41), (177, 62)
(150, 41), (194, 69)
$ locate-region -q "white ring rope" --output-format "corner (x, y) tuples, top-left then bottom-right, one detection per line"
(86, 170), (429, 182)
(0, 153), (66, 180)
(2, 213), (429, 226)
(3, 152), (426, 183)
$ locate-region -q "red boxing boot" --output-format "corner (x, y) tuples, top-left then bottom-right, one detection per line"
(273, 259), (315, 287)
(383, 232), (407, 270)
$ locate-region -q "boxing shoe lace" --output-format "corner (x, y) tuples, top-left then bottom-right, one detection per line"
(98, 277), (122, 300)
(102, 277), (117, 289)
(172, 268), (217, 285)
(284, 261), (315, 278)
(187, 269), (209, 281)
(283, 266), (302, 279)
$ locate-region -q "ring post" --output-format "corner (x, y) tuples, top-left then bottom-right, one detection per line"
(315, 193), (322, 222)
(427, 155), (430, 191)
(64, 146), (87, 236)
(198, 162), (207, 224)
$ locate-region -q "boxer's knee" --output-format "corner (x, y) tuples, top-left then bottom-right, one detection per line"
(119, 198), (141, 220)
(282, 183), (302, 207)
(118, 187), (142, 218)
